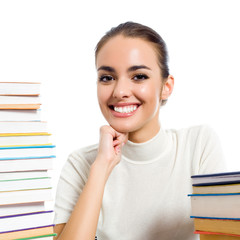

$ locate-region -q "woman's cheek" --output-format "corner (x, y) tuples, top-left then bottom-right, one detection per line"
(136, 84), (159, 102)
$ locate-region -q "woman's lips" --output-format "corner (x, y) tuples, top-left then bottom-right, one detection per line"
(109, 104), (140, 118)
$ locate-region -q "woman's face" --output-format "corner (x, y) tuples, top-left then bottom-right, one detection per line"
(96, 35), (168, 142)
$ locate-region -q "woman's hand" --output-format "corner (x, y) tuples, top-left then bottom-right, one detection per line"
(56, 125), (127, 240)
(93, 125), (128, 179)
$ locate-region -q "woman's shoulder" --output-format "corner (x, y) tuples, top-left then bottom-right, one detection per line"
(164, 124), (221, 149)
(166, 125), (225, 174)
(166, 124), (218, 139)
(59, 143), (99, 178)
(67, 143), (99, 165)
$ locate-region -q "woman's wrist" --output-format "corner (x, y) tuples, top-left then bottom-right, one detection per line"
(90, 158), (113, 184)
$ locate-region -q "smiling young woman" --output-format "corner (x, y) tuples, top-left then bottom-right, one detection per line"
(53, 22), (225, 240)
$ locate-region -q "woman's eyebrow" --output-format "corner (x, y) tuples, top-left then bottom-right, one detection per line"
(127, 65), (151, 72)
(97, 66), (115, 72)
(97, 65), (151, 72)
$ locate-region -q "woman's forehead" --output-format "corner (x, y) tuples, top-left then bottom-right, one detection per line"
(96, 35), (159, 70)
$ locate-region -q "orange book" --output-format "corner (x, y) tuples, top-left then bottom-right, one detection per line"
(0, 103), (41, 109)
(0, 226), (54, 240)
(194, 218), (240, 235)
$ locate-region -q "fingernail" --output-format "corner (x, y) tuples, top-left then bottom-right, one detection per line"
(116, 146), (120, 153)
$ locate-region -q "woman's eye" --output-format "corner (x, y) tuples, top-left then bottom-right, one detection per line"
(99, 75), (114, 82)
(133, 74), (149, 81)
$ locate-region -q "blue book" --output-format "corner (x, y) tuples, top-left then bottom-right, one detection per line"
(191, 171), (240, 186)
(0, 145), (56, 160)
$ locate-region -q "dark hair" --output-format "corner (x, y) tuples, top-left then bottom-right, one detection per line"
(95, 21), (170, 106)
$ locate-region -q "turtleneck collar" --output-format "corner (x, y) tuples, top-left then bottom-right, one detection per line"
(122, 127), (171, 164)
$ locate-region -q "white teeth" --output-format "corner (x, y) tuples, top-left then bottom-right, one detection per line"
(114, 105), (137, 113)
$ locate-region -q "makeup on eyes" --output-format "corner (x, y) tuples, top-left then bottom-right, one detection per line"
(98, 75), (114, 83)
(98, 73), (149, 83)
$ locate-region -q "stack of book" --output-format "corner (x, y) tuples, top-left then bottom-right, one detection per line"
(189, 171), (240, 240)
(0, 82), (56, 239)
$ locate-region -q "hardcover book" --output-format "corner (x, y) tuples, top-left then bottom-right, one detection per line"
(191, 171), (240, 186)
(0, 82), (41, 96)
(0, 81), (55, 237)
(189, 193), (240, 218)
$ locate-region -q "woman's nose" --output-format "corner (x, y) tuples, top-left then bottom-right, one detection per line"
(112, 78), (132, 99)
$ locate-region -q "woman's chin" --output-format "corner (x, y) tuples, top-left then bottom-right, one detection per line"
(109, 123), (135, 134)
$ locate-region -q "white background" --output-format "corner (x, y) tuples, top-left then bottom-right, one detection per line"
(0, 0), (240, 191)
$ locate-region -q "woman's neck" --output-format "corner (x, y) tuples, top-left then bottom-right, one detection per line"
(128, 120), (161, 143)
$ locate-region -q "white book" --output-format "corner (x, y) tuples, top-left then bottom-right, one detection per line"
(32, 237), (54, 240)
(0, 95), (41, 104)
(0, 121), (48, 134)
(0, 82), (40, 95)
(0, 210), (54, 232)
(0, 170), (48, 180)
(27, 238), (54, 240)
(0, 202), (45, 216)
(191, 171), (240, 186)
(0, 158), (54, 172)
(189, 193), (240, 218)
(0, 177), (52, 191)
(0, 145), (55, 159)
(0, 188), (52, 205)
(0, 133), (51, 146)
(22, 237), (54, 240)
(0, 109), (41, 121)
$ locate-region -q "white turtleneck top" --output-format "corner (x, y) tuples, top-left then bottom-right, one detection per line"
(54, 125), (226, 240)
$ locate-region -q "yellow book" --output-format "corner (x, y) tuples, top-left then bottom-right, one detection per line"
(0, 133), (50, 137)
(193, 184), (240, 194)
(0, 133), (51, 146)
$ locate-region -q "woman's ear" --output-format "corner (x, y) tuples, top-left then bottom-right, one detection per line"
(161, 75), (174, 100)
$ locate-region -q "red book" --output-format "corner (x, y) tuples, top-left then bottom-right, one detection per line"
(195, 230), (240, 240)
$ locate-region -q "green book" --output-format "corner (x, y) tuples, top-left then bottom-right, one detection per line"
(15, 233), (57, 240)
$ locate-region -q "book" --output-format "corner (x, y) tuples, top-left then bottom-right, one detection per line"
(0, 133), (50, 146)
(193, 217), (240, 235)
(0, 121), (48, 134)
(14, 234), (56, 240)
(0, 210), (54, 233)
(193, 183), (240, 194)
(192, 171), (240, 186)
(0, 104), (41, 109)
(0, 82), (40, 96)
(0, 202), (46, 217)
(197, 231), (240, 239)
(0, 81), (56, 238)
(0, 226), (54, 240)
(0, 188), (52, 205)
(0, 157), (54, 172)
(189, 193), (240, 218)
(0, 95), (41, 104)
(0, 177), (52, 192)
(0, 171), (48, 181)
(0, 109), (41, 121)
(0, 145), (55, 160)
(15, 235), (56, 240)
